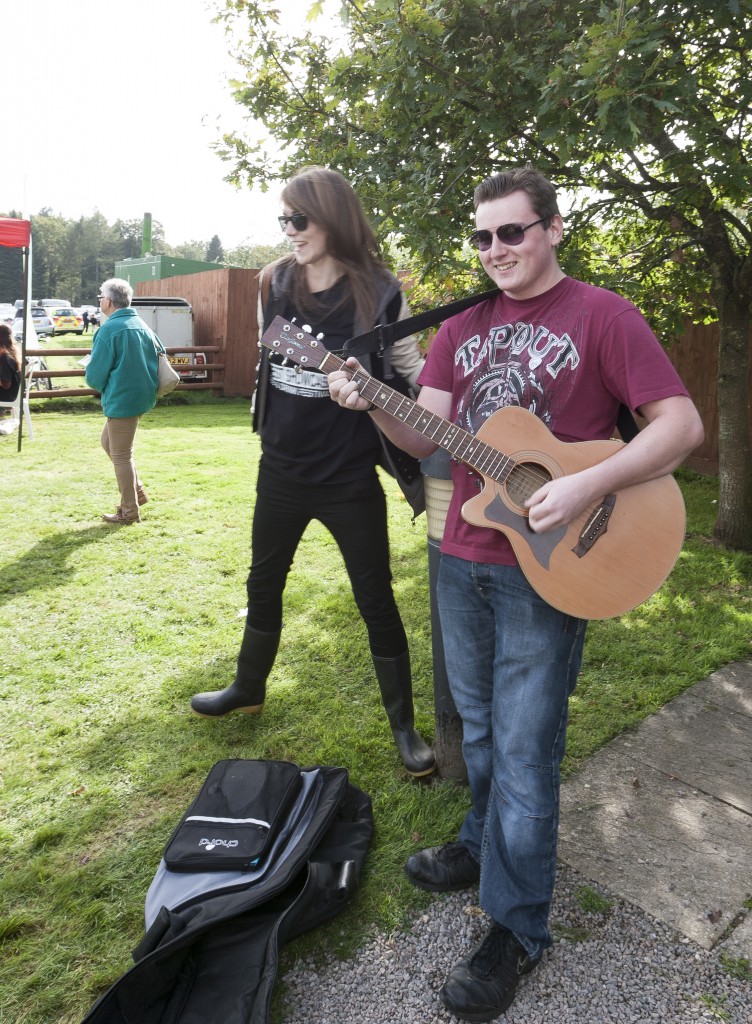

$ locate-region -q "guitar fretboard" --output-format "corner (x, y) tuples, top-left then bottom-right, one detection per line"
(318, 350), (516, 485)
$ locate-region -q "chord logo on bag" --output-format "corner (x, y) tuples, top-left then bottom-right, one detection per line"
(199, 837), (240, 852)
(163, 760), (302, 872)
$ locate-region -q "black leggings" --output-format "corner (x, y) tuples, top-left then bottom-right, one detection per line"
(246, 462), (408, 658)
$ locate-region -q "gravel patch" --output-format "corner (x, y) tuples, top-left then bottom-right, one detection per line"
(279, 863), (750, 1023)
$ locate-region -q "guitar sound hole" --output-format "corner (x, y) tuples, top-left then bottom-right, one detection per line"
(505, 463), (552, 508)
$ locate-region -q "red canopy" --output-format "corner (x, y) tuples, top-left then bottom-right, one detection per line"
(0, 217), (31, 248)
(1, 217), (33, 450)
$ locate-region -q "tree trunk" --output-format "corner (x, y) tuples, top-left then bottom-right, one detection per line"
(713, 298), (752, 552)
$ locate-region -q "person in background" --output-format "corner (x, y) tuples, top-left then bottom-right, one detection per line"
(82, 310), (90, 333)
(0, 324), (21, 417)
(190, 165), (435, 778)
(85, 278), (160, 525)
(328, 166), (704, 1020)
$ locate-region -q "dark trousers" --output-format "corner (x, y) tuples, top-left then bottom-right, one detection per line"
(246, 462), (408, 658)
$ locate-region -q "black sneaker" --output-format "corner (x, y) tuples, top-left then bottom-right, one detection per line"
(404, 841), (480, 892)
(440, 924), (541, 1022)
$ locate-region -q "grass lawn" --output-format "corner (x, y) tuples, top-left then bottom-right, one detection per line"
(1, 395), (750, 1023)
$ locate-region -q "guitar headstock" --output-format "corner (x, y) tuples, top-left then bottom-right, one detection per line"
(259, 316), (329, 371)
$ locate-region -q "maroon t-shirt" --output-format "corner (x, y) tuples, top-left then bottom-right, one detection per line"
(418, 277), (689, 565)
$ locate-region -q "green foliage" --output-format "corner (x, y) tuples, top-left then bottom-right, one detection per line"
(1, 402), (750, 1022)
(113, 216), (169, 261)
(225, 239), (291, 268)
(698, 991), (731, 1021)
(215, 1), (752, 315)
(214, 0), (752, 549)
(0, 211), (228, 307)
(206, 233), (225, 263)
(552, 923), (591, 942)
(170, 239), (211, 261)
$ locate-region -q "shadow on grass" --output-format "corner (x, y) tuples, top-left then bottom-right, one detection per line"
(0, 525), (113, 608)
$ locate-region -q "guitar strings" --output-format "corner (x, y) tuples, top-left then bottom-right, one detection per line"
(356, 369), (557, 495)
(270, 326), (605, 532)
(274, 328), (558, 502)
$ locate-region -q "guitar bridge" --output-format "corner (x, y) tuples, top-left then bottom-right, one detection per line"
(572, 494), (617, 557)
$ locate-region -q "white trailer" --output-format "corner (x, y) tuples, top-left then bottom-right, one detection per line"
(131, 297), (206, 379)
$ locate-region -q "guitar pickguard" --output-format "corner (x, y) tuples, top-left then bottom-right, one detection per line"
(483, 490), (567, 571)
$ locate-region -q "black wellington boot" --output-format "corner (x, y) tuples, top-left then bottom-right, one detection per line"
(372, 651), (436, 777)
(191, 626), (281, 717)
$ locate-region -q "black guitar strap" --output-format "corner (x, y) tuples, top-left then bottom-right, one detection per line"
(344, 288), (499, 356)
(344, 286), (641, 443)
(616, 404), (641, 442)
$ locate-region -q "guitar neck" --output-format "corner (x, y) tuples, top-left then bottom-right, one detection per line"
(318, 350), (515, 484)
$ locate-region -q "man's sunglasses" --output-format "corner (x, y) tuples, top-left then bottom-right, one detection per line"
(278, 213), (309, 232)
(469, 216), (548, 251)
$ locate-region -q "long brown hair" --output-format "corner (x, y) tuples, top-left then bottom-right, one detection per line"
(279, 166), (390, 332)
(0, 323), (20, 366)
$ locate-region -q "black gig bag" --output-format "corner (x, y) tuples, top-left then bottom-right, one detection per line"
(81, 760), (373, 1024)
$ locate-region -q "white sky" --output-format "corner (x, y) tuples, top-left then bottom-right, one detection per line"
(1, 0), (339, 250)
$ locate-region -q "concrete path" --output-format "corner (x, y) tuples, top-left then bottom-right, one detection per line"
(558, 660), (752, 961)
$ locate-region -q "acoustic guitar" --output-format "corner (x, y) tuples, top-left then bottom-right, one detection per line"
(261, 316), (686, 620)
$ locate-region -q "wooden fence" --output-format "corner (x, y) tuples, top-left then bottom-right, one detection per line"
(24, 345), (223, 398)
(24, 267), (260, 400)
(135, 268), (260, 397)
(666, 322), (752, 476)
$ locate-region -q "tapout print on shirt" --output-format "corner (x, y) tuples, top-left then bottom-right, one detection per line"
(454, 316), (582, 435)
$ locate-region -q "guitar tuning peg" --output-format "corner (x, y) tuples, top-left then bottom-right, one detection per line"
(316, 333), (324, 340)
(300, 323), (312, 334)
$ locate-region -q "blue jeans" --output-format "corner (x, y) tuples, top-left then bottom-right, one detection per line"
(437, 554), (586, 958)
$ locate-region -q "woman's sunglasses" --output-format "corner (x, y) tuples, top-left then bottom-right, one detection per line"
(278, 213), (308, 232)
(469, 216), (548, 251)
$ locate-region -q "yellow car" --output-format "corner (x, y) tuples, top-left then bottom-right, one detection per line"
(49, 308), (84, 335)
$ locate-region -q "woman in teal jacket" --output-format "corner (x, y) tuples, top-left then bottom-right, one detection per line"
(86, 278), (160, 524)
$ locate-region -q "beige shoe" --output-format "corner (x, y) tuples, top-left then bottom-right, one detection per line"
(102, 510), (140, 525)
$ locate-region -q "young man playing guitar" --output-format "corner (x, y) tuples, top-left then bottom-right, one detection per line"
(328, 166), (704, 1022)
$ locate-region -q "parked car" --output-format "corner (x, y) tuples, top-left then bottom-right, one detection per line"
(12, 307), (55, 338)
(48, 307), (84, 335)
(0, 304), (15, 326)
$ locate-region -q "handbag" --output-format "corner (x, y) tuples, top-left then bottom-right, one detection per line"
(156, 345), (180, 396)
